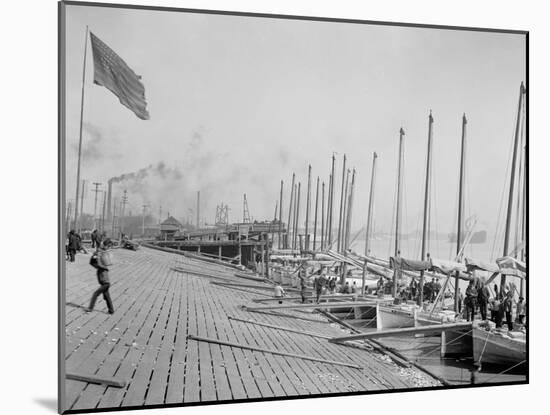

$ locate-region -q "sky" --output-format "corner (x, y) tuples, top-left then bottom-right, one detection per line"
(63, 3), (526, 252)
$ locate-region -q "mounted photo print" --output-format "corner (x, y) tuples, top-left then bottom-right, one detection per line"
(59, 1), (528, 413)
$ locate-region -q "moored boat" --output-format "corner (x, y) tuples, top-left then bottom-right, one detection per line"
(472, 323), (526, 368)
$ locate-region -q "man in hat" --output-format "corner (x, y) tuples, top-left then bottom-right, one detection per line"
(85, 238), (115, 314)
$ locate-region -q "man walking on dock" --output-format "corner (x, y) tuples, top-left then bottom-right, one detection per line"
(85, 239), (115, 315)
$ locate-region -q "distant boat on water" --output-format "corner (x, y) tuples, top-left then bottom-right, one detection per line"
(448, 230), (487, 244)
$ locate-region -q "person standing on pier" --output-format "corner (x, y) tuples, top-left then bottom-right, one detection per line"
(409, 277), (418, 300)
(465, 280), (478, 321)
(299, 277), (308, 303)
(314, 268), (327, 303)
(67, 230), (80, 262)
(274, 283), (286, 304)
(85, 239), (115, 315)
(503, 291), (514, 331)
(516, 296), (526, 326)
(477, 280), (490, 320)
(328, 277), (336, 294)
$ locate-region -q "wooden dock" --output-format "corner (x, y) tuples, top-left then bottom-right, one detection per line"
(64, 246), (440, 411)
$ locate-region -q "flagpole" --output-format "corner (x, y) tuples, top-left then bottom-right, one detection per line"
(73, 25), (89, 232)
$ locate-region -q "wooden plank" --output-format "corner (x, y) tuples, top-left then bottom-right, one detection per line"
(211, 281), (274, 290)
(144, 271), (183, 406)
(188, 335), (362, 370)
(228, 316), (332, 339)
(330, 322), (473, 343)
(66, 372), (127, 388)
(194, 276), (219, 402)
(245, 301), (376, 311)
(251, 294), (360, 303)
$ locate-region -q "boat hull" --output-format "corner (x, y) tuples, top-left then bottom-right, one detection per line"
(377, 305), (416, 329)
(472, 327), (526, 367)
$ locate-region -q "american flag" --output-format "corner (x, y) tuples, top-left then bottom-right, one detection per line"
(90, 32), (150, 120)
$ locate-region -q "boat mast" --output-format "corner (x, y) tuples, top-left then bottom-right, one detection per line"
(321, 181), (326, 250)
(362, 152), (377, 295)
(305, 165), (312, 250)
(520, 144), (526, 297)
(454, 114), (467, 313)
(337, 154), (347, 252)
(313, 176), (319, 250)
(419, 111), (434, 305)
(501, 82), (526, 293)
(294, 182), (301, 250)
(286, 173), (295, 249)
(394, 128), (405, 257)
(278, 180), (283, 249)
(327, 154), (336, 246)
(344, 169), (356, 251)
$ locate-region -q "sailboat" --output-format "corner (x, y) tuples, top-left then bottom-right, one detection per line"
(471, 82), (527, 370)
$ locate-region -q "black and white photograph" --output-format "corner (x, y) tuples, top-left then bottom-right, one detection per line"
(59, 1), (527, 413)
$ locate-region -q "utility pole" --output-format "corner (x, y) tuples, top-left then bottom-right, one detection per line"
(111, 199), (118, 237)
(79, 179), (86, 232)
(158, 205), (162, 227)
(91, 182), (102, 230)
(196, 191), (200, 228)
(101, 191), (107, 232)
(120, 190), (128, 237)
(142, 204), (148, 237)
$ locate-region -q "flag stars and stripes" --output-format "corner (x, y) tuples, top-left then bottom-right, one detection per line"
(89, 31), (150, 120)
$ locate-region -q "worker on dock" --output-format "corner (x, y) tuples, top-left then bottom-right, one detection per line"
(477, 279), (490, 320)
(341, 281), (351, 294)
(328, 276), (336, 294)
(67, 230), (80, 262)
(299, 277), (308, 304)
(516, 296), (526, 326)
(85, 239), (115, 315)
(465, 280), (478, 321)
(503, 291), (514, 331)
(274, 283), (286, 304)
(409, 277), (418, 300)
(314, 268), (327, 303)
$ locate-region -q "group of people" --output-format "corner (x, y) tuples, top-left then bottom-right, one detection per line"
(463, 279), (526, 330)
(66, 229), (107, 261)
(66, 230), (84, 262)
(401, 277), (442, 302)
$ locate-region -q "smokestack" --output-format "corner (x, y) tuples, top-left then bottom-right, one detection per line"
(107, 178), (113, 220)
(196, 191), (200, 228)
